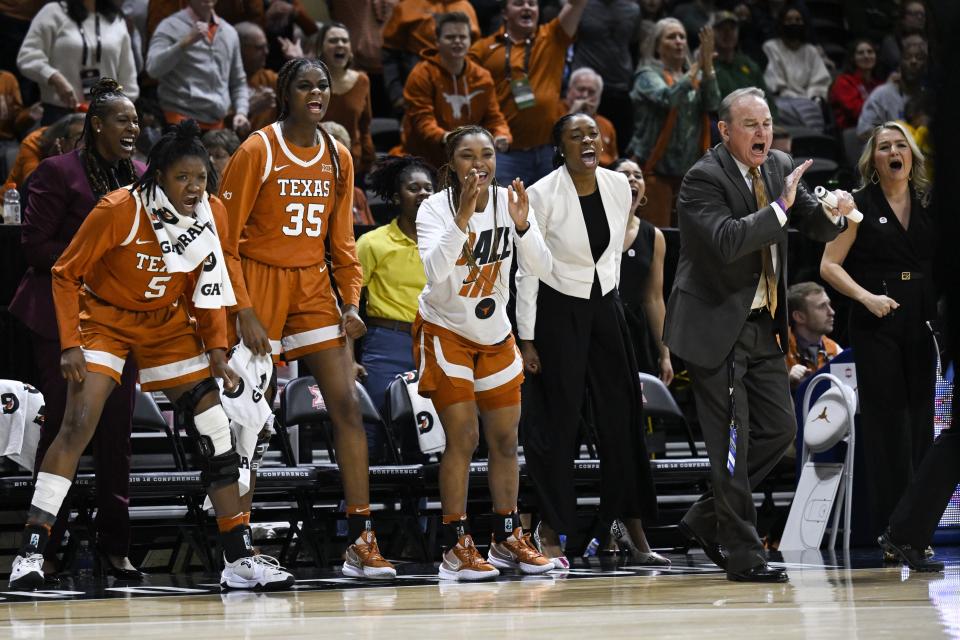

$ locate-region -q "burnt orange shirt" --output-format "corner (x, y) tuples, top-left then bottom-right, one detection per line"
(217, 123), (361, 310)
(51, 188), (230, 351)
(470, 19), (574, 150)
(324, 72), (375, 174)
(596, 114), (618, 167)
(6, 127), (45, 186)
(382, 0), (479, 56)
(0, 71), (33, 141)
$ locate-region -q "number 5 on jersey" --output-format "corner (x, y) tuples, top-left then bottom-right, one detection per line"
(145, 276), (172, 298)
(282, 203), (324, 237)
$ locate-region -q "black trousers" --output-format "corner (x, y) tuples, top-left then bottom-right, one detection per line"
(683, 314), (796, 573)
(522, 284), (656, 536)
(848, 296), (936, 537)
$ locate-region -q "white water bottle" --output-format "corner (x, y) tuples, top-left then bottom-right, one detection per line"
(3, 183), (20, 225)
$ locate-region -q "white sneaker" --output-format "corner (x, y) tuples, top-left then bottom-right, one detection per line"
(9, 553), (44, 590)
(220, 554), (295, 591)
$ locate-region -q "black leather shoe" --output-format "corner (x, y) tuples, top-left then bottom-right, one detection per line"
(727, 564), (789, 583)
(95, 548), (146, 581)
(678, 520), (727, 570)
(878, 530), (944, 572)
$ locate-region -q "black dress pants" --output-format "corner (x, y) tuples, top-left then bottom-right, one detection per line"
(848, 296), (936, 538)
(682, 314), (796, 573)
(522, 284), (656, 536)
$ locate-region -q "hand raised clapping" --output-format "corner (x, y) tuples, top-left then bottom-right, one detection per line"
(507, 177), (530, 232)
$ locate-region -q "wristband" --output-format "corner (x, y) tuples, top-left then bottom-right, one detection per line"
(775, 197), (788, 212)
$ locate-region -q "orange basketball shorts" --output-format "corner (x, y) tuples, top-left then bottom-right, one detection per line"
(230, 257), (344, 362)
(79, 291), (213, 391)
(413, 316), (523, 412)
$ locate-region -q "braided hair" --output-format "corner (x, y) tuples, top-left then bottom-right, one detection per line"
(82, 78), (139, 198)
(437, 125), (502, 287)
(133, 120), (216, 198)
(367, 155), (437, 204)
(275, 57), (343, 193)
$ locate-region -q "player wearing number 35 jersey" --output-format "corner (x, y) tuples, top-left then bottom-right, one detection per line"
(218, 57), (396, 580)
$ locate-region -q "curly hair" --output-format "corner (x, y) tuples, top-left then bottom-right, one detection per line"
(367, 155), (437, 203)
(82, 78), (139, 198)
(133, 120), (217, 197)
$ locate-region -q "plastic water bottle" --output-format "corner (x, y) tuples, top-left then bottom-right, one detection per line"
(3, 183), (20, 225)
(582, 537), (600, 558)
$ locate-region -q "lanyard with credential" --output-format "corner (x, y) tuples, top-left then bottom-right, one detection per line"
(76, 14), (102, 66)
(503, 36), (532, 80)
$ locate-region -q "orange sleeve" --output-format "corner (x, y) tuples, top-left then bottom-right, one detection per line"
(329, 142), (362, 307)
(380, 2), (409, 51)
(51, 194), (133, 349)
(403, 63), (446, 146)
(217, 135), (268, 310)
(186, 196), (230, 352)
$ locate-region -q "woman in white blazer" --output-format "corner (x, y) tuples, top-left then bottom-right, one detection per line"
(517, 114), (658, 567)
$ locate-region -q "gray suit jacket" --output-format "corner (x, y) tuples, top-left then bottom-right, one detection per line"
(663, 145), (844, 369)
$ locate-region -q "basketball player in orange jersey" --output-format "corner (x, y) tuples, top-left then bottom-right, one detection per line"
(217, 57), (396, 580)
(9, 122), (295, 591)
(415, 125), (554, 580)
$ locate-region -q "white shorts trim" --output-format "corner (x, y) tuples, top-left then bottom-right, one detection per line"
(281, 325), (342, 352)
(474, 349), (523, 392)
(82, 349), (126, 375)
(139, 353), (210, 385)
(432, 335), (474, 382)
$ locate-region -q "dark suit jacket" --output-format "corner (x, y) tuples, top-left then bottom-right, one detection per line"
(663, 144), (843, 369)
(8, 150), (145, 341)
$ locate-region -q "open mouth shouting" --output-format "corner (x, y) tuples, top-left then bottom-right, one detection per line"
(750, 140), (768, 162)
(889, 158), (904, 172)
(182, 193), (200, 213)
(307, 99), (325, 115)
(580, 147), (598, 169)
(475, 169), (490, 184)
(332, 50), (348, 65)
(119, 135), (136, 153)
(518, 9), (536, 27)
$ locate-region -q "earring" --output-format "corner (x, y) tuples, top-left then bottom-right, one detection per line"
(96, 128), (102, 134)
(870, 169), (879, 184)
(638, 195), (648, 207)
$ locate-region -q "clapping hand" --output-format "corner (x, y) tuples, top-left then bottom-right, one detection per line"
(507, 178), (530, 232)
(456, 169), (482, 230)
(781, 159), (813, 209)
(698, 26), (715, 73)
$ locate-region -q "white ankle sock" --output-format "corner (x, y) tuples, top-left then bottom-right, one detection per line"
(31, 472), (72, 517)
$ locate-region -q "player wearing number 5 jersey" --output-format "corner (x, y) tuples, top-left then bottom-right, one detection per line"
(9, 122), (294, 592)
(218, 57), (396, 580)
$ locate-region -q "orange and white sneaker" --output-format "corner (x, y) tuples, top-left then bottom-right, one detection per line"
(487, 528), (554, 575)
(342, 530), (397, 580)
(439, 535), (500, 581)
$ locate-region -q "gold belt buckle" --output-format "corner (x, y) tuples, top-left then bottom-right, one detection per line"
(901, 272), (911, 281)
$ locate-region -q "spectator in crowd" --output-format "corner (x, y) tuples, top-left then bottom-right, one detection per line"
(235, 21), (278, 133)
(6, 115), (85, 188)
(712, 10), (778, 121)
(628, 18), (719, 227)
(571, 0), (641, 156)
(355, 155), (435, 454)
(785, 281), (840, 390)
(0, 0), (49, 95)
(614, 158), (672, 385)
(564, 67), (617, 168)
(18, 0), (140, 125)
(761, 5), (831, 130)
(202, 128), (240, 178)
(878, 0), (928, 76)
(672, 0), (715, 50)
(382, 0), (480, 113)
(830, 38), (881, 131)
(0, 70), (40, 178)
(637, 0), (668, 57)
(319, 22), (376, 175)
(857, 35), (928, 140)
(146, 0), (249, 134)
(328, 0), (396, 114)
(470, 0), (588, 186)
(821, 121), (937, 539)
(517, 114), (657, 568)
(400, 12), (510, 170)
(8, 79), (144, 581)
(320, 120), (376, 225)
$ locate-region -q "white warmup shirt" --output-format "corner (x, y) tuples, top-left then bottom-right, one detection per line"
(417, 185), (552, 345)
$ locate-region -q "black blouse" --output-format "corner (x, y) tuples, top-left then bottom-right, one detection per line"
(578, 189), (611, 265)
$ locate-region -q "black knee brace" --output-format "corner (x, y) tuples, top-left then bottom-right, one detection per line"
(175, 377), (240, 489)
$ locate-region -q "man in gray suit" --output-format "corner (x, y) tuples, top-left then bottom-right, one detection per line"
(664, 87), (855, 582)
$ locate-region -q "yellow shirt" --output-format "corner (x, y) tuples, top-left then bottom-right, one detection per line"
(357, 218), (426, 323)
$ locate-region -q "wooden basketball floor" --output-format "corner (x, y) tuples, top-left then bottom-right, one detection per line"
(1, 548), (958, 639)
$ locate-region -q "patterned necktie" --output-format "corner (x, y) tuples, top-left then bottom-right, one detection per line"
(749, 167), (778, 316)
